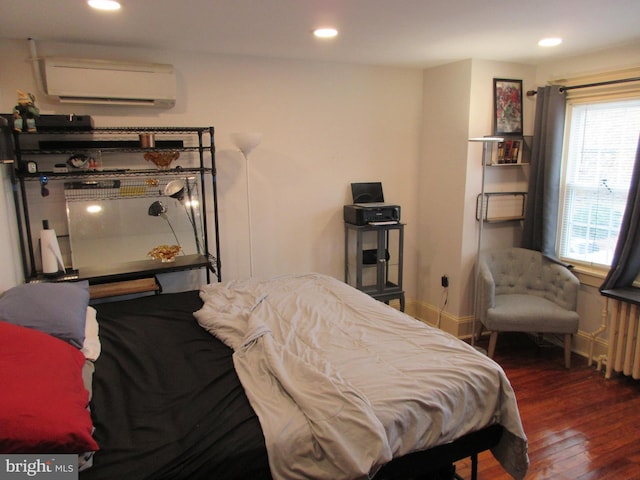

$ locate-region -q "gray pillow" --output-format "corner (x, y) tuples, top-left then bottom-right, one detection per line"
(0, 281), (90, 348)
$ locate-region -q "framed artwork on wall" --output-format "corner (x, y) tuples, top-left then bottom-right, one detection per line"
(493, 78), (523, 136)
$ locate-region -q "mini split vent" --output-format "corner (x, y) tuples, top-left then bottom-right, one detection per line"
(41, 57), (177, 107)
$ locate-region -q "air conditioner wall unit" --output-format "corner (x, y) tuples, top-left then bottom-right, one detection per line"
(42, 57), (177, 107)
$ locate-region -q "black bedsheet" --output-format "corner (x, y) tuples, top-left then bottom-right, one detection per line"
(80, 291), (271, 480)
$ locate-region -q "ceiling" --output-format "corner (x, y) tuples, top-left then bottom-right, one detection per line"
(2, 0), (640, 68)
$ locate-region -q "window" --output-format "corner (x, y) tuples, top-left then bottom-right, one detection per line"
(558, 98), (640, 267)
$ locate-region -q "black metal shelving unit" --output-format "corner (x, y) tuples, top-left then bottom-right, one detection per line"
(7, 124), (221, 287)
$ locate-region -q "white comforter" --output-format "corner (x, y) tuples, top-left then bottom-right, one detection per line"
(195, 273), (528, 480)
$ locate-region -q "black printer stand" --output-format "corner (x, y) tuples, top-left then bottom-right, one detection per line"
(344, 222), (405, 311)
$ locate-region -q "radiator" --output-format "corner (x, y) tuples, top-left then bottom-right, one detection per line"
(604, 296), (640, 379)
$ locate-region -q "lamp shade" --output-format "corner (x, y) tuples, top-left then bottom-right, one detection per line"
(164, 179), (185, 200)
(230, 132), (263, 157)
(148, 200), (167, 216)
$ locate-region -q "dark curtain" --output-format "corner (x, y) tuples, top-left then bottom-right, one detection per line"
(600, 136), (640, 290)
(521, 86), (567, 260)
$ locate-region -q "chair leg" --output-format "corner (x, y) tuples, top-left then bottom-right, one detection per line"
(476, 323), (484, 343)
(488, 332), (498, 358)
(564, 334), (572, 368)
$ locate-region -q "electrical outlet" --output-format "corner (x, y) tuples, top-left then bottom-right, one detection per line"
(441, 275), (449, 288)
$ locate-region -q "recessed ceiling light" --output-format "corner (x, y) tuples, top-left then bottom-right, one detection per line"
(88, 0), (121, 11)
(538, 37), (562, 47)
(313, 28), (338, 39)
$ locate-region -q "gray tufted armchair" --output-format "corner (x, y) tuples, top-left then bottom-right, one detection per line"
(477, 247), (580, 368)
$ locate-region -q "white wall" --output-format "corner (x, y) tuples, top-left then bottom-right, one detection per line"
(535, 42), (640, 87)
(0, 38), (423, 295)
(417, 59), (536, 331)
(2, 35), (639, 358)
(0, 166), (21, 291)
(464, 60), (536, 316)
(417, 60), (472, 320)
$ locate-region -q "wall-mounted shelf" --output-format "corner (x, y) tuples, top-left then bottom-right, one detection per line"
(476, 192), (527, 223)
(486, 135), (532, 166)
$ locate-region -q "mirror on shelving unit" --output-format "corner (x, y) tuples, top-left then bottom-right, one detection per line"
(65, 175), (203, 270)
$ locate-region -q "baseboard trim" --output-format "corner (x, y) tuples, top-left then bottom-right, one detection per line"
(409, 298), (608, 363)
(411, 299), (469, 337)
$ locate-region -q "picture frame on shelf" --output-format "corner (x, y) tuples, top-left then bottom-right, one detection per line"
(493, 78), (523, 136)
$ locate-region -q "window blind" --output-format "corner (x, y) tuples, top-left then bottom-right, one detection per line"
(558, 99), (640, 266)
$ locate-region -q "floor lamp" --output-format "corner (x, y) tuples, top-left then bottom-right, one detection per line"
(469, 136), (502, 352)
(230, 132), (263, 277)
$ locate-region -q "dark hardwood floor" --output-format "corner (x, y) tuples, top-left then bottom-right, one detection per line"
(454, 333), (640, 479)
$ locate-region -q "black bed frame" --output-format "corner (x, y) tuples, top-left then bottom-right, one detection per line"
(375, 424), (503, 480)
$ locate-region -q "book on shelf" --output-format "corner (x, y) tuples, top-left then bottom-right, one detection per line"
(494, 139), (521, 164)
